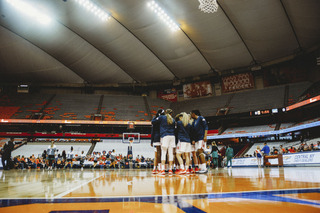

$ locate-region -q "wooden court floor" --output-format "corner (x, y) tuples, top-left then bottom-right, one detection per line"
(0, 167), (319, 212)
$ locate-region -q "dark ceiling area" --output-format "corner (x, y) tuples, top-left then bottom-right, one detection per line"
(0, 0), (319, 86)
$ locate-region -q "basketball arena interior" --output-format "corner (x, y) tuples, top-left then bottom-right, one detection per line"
(0, 0), (320, 212)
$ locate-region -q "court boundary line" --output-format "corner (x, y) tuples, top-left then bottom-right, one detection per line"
(1, 187), (319, 200)
(53, 173), (105, 198)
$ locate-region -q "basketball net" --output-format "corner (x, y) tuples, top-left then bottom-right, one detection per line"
(198, 0), (219, 13)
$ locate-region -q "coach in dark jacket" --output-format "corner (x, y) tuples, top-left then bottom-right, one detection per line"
(1, 138), (14, 170)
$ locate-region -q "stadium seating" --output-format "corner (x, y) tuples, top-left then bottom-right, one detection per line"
(49, 94), (101, 120)
(287, 82), (312, 105)
(101, 95), (149, 121)
(222, 124), (276, 135)
(174, 94), (233, 117)
(228, 85), (286, 114)
(0, 93), (52, 119)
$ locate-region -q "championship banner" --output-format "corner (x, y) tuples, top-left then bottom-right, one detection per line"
(183, 81), (213, 99)
(157, 88), (177, 102)
(222, 73), (254, 93)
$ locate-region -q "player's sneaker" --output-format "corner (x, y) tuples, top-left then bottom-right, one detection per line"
(152, 169), (157, 174)
(158, 170), (166, 175)
(177, 169), (186, 175)
(168, 170), (173, 175)
(198, 168), (208, 174)
(195, 167), (200, 173)
(186, 169), (190, 174)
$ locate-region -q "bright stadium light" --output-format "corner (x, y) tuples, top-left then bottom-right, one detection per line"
(147, 1), (179, 31)
(74, 0), (110, 21)
(6, 0), (52, 25)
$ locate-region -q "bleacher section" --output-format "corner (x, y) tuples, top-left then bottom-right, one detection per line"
(287, 82), (312, 105)
(228, 85), (285, 114)
(279, 117), (320, 131)
(48, 94), (100, 120)
(94, 139), (154, 158)
(0, 93), (52, 119)
(12, 142), (91, 158)
(174, 94), (232, 117)
(101, 95), (149, 121)
(146, 97), (171, 117)
(0, 81), (315, 121)
(222, 124), (276, 135)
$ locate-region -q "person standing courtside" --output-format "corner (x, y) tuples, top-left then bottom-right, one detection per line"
(225, 144), (234, 169)
(191, 109), (208, 174)
(152, 109), (176, 175)
(261, 142), (270, 156)
(151, 109), (164, 174)
(1, 138), (14, 170)
(47, 141), (57, 170)
(211, 142), (219, 169)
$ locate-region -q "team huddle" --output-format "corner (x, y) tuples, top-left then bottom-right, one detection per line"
(151, 109), (208, 175)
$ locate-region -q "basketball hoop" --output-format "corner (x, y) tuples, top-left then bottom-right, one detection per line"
(198, 0), (219, 13)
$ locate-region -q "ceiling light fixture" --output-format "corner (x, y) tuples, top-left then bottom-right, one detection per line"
(6, 0), (52, 25)
(147, 1), (179, 31)
(74, 0), (110, 21)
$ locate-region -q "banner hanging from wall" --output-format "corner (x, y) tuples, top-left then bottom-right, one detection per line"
(183, 81), (213, 99)
(222, 73), (254, 93)
(157, 88), (177, 102)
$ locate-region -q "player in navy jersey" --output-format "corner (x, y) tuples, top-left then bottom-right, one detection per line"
(151, 109), (165, 174)
(191, 109), (208, 174)
(175, 112), (192, 175)
(152, 109), (175, 175)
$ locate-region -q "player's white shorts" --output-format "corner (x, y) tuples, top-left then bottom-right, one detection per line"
(160, 135), (176, 149)
(153, 142), (161, 147)
(195, 140), (206, 151)
(191, 144), (196, 152)
(176, 141), (191, 154)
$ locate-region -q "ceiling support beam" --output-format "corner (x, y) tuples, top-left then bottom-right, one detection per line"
(279, 0), (302, 51)
(56, 21), (139, 83)
(180, 29), (217, 74)
(111, 17), (179, 80)
(217, 2), (257, 65)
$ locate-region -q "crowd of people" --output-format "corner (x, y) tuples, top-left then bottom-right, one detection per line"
(1, 140), (155, 170)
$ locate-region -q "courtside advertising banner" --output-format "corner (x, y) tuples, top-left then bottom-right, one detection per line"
(232, 151), (320, 167)
(183, 81), (213, 99)
(222, 73), (254, 93)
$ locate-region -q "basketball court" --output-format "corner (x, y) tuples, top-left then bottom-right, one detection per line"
(0, 167), (319, 212)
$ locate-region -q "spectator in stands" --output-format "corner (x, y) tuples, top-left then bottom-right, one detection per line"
(211, 142), (219, 170)
(288, 146), (296, 153)
(255, 146), (263, 168)
(261, 142), (270, 156)
(151, 109), (164, 174)
(190, 109), (208, 174)
(279, 145), (286, 154)
(271, 146), (278, 155)
(152, 109), (176, 175)
(225, 144), (234, 169)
